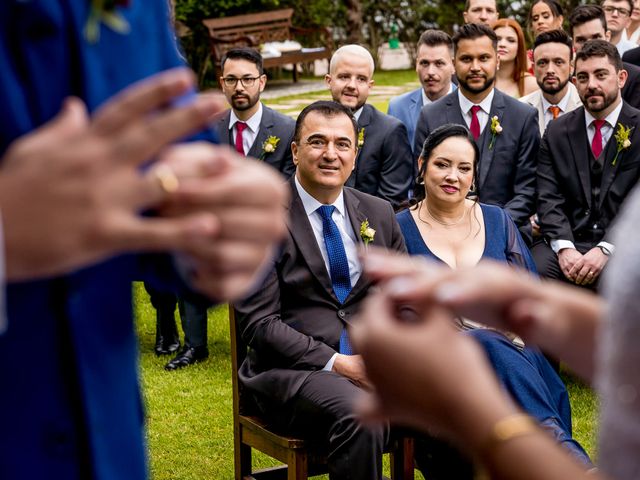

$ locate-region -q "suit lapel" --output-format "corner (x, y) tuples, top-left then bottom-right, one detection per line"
(343, 189), (370, 302)
(477, 90), (505, 189)
(410, 90), (423, 129)
(445, 91), (466, 125)
(247, 104), (272, 159)
(286, 183), (337, 299)
(599, 104), (638, 208)
(350, 105), (372, 187)
(567, 108), (591, 206)
(217, 111), (232, 146)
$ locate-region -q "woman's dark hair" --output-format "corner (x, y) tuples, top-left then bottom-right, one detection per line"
(529, 0), (564, 25)
(410, 123), (480, 206)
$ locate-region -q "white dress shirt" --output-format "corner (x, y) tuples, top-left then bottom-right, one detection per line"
(294, 176), (361, 370)
(541, 88), (573, 127)
(458, 88), (495, 135)
(229, 102), (263, 155)
(550, 100), (622, 255)
(421, 83), (454, 107)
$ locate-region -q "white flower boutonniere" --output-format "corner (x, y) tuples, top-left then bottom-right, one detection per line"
(357, 128), (365, 148)
(260, 136), (280, 160)
(360, 219), (376, 249)
(85, 0), (131, 44)
(612, 123), (634, 166)
(489, 115), (502, 150)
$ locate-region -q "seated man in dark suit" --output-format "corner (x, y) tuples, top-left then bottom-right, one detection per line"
(216, 47), (295, 177)
(325, 45), (414, 209)
(569, 4), (640, 110)
(535, 39), (640, 289)
(234, 101), (407, 479)
(414, 23), (539, 237)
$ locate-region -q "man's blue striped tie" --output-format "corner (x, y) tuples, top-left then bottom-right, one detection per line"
(317, 205), (353, 355)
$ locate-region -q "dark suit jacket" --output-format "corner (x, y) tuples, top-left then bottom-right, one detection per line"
(217, 103), (295, 177)
(348, 103), (413, 208)
(623, 46), (640, 66)
(537, 102), (640, 247)
(621, 61), (640, 110)
(413, 89), (540, 229)
(234, 181), (406, 407)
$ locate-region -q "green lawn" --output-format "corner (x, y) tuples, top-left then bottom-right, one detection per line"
(136, 284), (598, 479)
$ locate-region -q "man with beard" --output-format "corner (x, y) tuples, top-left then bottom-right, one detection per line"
(569, 4), (640, 109)
(325, 45), (413, 209)
(217, 48), (295, 177)
(521, 30), (582, 136)
(414, 23), (539, 240)
(534, 40), (640, 289)
(388, 30), (456, 148)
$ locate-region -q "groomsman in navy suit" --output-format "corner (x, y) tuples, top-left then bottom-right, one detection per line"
(414, 23), (540, 238)
(388, 30), (456, 149)
(217, 48), (296, 177)
(326, 45), (414, 208)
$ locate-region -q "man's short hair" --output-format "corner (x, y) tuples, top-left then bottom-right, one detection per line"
(575, 39), (623, 71)
(452, 23), (498, 54)
(329, 45), (375, 76)
(220, 47), (264, 75)
(463, 0), (497, 12)
(417, 29), (454, 55)
(601, 0), (634, 13)
(533, 29), (574, 58)
(569, 5), (608, 36)
(293, 101), (359, 144)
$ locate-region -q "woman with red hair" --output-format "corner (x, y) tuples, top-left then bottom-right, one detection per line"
(493, 19), (538, 98)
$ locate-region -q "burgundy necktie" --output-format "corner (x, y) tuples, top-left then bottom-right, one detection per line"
(591, 119), (606, 158)
(235, 122), (247, 156)
(470, 105), (481, 140)
(548, 105), (561, 120)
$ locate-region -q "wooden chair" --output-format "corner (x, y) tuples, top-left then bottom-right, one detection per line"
(228, 307), (415, 480)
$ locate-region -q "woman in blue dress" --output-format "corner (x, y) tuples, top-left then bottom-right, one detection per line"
(402, 124), (591, 478)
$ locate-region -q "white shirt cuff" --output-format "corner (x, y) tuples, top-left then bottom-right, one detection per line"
(597, 241), (615, 255)
(550, 239), (576, 254)
(324, 353), (339, 371)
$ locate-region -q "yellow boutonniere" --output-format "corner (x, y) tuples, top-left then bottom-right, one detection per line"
(358, 128), (365, 148)
(84, 0), (131, 44)
(489, 115), (502, 150)
(260, 136), (280, 160)
(612, 123), (634, 166)
(360, 219), (376, 249)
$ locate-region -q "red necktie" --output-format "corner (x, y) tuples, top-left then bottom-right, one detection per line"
(548, 106), (561, 120)
(591, 119), (606, 158)
(235, 122), (247, 156)
(470, 105), (481, 140)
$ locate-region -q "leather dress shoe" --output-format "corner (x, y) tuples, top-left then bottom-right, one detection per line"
(155, 309), (180, 356)
(164, 345), (209, 371)
(155, 335), (180, 356)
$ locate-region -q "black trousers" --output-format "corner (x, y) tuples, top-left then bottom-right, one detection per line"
(531, 240), (601, 292)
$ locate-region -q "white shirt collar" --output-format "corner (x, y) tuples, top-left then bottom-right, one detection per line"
(458, 88), (495, 115)
(584, 99), (623, 130)
(541, 86), (572, 113)
(421, 83), (454, 106)
(229, 101), (263, 133)
(353, 106), (364, 122)
(294, 175), (346, 218)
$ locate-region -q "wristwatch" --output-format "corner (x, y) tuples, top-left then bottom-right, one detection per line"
(598, 245), (612, 256)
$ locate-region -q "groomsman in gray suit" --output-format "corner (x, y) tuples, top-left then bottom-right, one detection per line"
(217, 48), (295, 177)
(326, 45), (414, 208)
(388, 30), (456, 148)
(414, 23), (540, 238)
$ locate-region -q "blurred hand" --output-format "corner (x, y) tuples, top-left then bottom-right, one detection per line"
(332, 354), (372, 389)
(1, 68), (221, 281)
(558, 248), (583, 283)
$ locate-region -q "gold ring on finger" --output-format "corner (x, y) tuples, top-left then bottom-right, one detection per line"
(153, 164), (180, 194)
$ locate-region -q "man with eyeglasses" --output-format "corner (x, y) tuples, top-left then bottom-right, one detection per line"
(325, 45), (413, 209)
(601, 0), (637, 55)
(217, 47), (295, 177)
(234, 100), (407, 480)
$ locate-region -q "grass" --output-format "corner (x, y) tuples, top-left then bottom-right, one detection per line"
(139, 68), (597, 478)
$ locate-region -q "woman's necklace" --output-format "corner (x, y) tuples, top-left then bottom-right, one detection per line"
(419, 201), (467, 227)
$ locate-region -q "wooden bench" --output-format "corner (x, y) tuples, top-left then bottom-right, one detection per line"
(228, 307), (415, 480)
(202, 9), (333, 82)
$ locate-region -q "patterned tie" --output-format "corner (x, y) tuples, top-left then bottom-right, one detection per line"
(470, 105), (481, 140)
(317, 205), (353, 355)
(548, 105), (561, 120)
(591, 119), (606, 158)
(234, 122), (247, 156)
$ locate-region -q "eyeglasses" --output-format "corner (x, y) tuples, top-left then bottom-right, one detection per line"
(304, 138), (353, 152)
(603, 5), (631, 16)
(221, 76), (261, 88)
